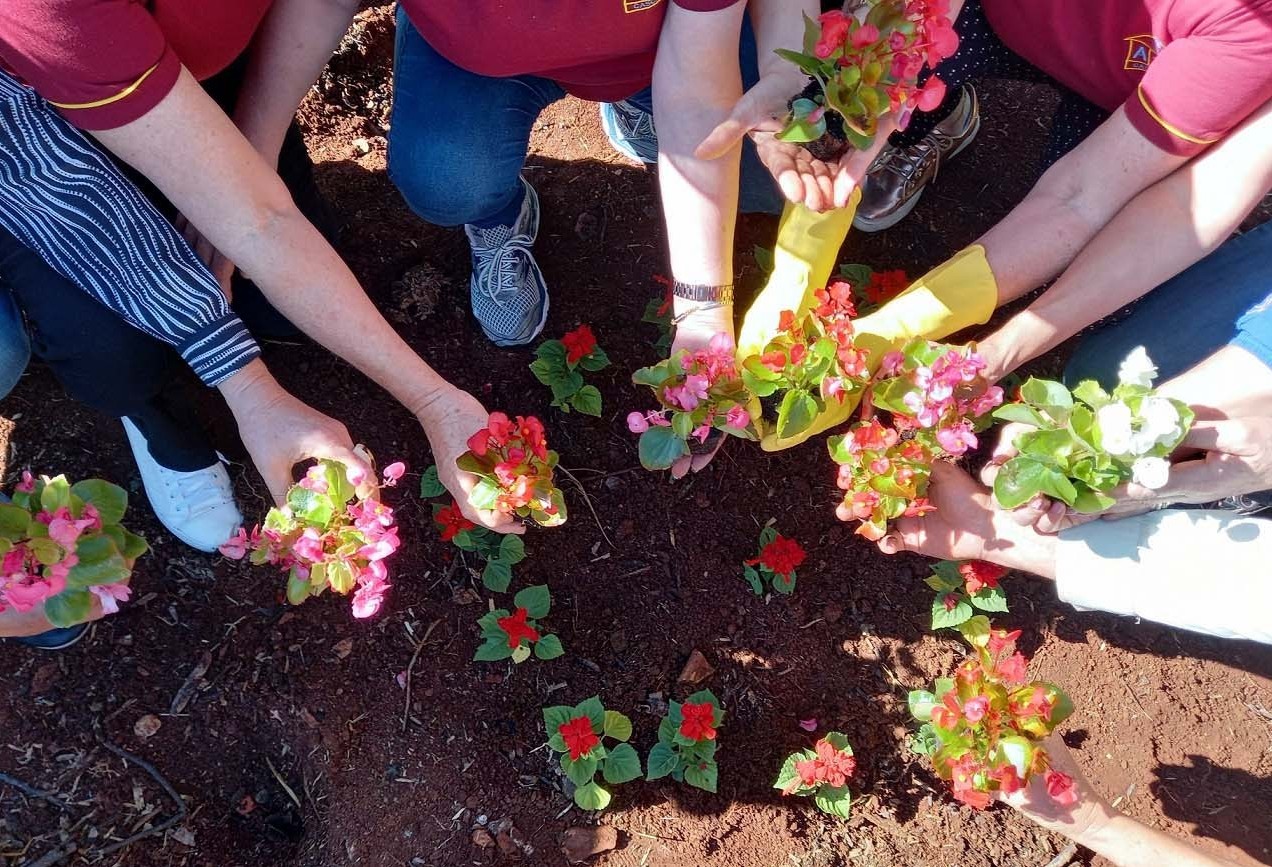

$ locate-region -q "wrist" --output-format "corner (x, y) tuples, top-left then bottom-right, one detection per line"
(985, 511), (1060, 579)
(1072, 806), (1125, 853)
(218, 358), (282, 414)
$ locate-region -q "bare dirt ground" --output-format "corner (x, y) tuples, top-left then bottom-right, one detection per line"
(2, 6), (1269, 867)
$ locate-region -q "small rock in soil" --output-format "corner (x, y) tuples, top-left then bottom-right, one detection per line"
(134, 713), (162, 739)
(561, 825), (619, 863)
(30, 661), (61, 694)
(471, 828), (495, 849)
(678, 650), (715, 684)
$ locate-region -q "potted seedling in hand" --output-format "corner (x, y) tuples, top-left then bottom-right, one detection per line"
(460, 412), (567, 528)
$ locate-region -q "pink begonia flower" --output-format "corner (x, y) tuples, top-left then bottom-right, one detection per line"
(969, 385), (1004, 417)
(345, 463), (368, 486)
(962, 695), (989, 724)
(219, 527), (249, 560)
(663, 384), (697, 412)
(880, 351), (905, 377)
(798, 718), (818, 732)
(823, 376), (847, 402)
(358, 527), (400, 561)
(90, 582), (131, 615)
(691, 424), (712, 444)
(45, 554), (75, 590)
(684, 374), (710, 402)
(381, 462), (406, 485)
(299, 465), (329, 493)
(16, 470), (36, 494)
(5, 578), (56, 612)
(292, 527), (326, 563)
(936, 421), (978, 456)
(48, 508), (86, 548)
(2, 546), (26, 575)
(627, 411), (650, 433)
(725, 405), (750, 429)
(650, 412), (671, 426)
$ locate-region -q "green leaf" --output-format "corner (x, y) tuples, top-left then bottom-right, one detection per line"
(958, 615), (993, 648)
(1020, 377), (1074, 416)
(543, 705), (574, 737)
(638, 425), (689, 471)
(475, 638), (514, 661)
(776, 388), (819, 440)
(535, 633), (564, 660)
(39, 475), (71, 514)
(601, 743), (642, 784)
(564, 752), (599, 788)
(813, 784), (852, 819)
(286, 569), (310, 605)
(646, 742), (679, 781)
(753, 244), (774, 274)
(467, 477), (501, 511)
(776, 99), (829, 144)
(119, 530), (148, 562)
(497, 534), (525, 565)
(604, 710), (633, 742)
(909, 724), (939, 757)
(992, 403), (1047, 428)
(551, 369), (585, 402)
(1072, 379), (1110, 410)
(482, 559), (512, 593)
(774, 47), (827, 78)
(419, 465), (446, 498)
(578, 348), (610, 372)
(930, 595), (973, 630)
(70, 479), (128, 525)
(741, 564), (763, 595)
(575, 696), (606, 730)
(535, 339), (568, 366)
(513, 584), (551, 619)
(571, 385), (603, 417)
(1072, 488), (1117, 514)
(908, 690), (938, 722)
(993, 457), (1078, 509)
(969, 585), (1009, 613)
(43, 589), (93, 628)
(65, 548), (129, 590)
(573, 781), (611, 811)
(0, 503), (31, 540)
(287, 485), (334, 527)
(529, 357), (558, 387)
(683, 759), (718, 793)
(772, 571), (795, 595)
(773, 752), (806, 792)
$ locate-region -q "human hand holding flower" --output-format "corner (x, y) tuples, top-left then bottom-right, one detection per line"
(997, 734), (1111, 840)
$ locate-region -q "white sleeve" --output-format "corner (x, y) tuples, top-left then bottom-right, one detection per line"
(1055, 509), (1272, 644)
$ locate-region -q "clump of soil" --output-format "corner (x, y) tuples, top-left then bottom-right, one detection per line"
(793, 78), (852, 163)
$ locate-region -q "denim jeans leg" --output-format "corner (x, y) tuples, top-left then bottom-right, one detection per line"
(1065, 222), (1272, 388)
(388, 7), (565, 229)
(0, 287), (30, 400)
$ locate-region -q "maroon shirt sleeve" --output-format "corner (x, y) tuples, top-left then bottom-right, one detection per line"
(1124, 30), (1272, 156)
(0, 0), (182, 130)
(672, 0), (745, 11)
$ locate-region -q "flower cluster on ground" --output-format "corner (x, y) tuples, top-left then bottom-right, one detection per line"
(475, 584), (563, 663)
(629, 333), (757, 470)
(837, 263), (909, 315)
(1, 472), (146, 627)
(925, 559), (1009, 629)
(460, 412), (567, 527)
(529, 324), (610, 416)
(776, 0), (960, 154)
(220, 459), (403, 619)
(774, 731), (857, 818)
(645, 690), (725, 793)
(991, 347), (1193, 512)
(908, 616), (1076, 809)
(742, 525), (807, 595)
(543, 697), (642, 810)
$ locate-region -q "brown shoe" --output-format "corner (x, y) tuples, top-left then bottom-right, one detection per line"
(853, 85), (980, 233)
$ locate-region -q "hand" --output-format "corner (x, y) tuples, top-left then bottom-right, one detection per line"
(0, 589), (117, 637)
(415, 386), (524, 535)
(219, 360), (372, 505)
(175, 212), (236, 299)
(1096, 418), (1272, 518)
(876, 461), (1059, 578)
(665, 304), (735, 478)
(980, 422), (1096, 534)
(695, 72), (894, 211)
(998, 734), (1113, 841)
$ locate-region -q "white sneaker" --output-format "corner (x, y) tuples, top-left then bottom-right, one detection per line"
(121, 418), (242, 553)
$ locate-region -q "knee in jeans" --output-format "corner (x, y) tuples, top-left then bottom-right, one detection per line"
(388, 133), (519, 227)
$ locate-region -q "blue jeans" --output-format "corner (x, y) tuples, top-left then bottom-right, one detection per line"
(1065, 221), (1272, 386)
(388, 6), (782, 229)
(0, 287), (29, 399)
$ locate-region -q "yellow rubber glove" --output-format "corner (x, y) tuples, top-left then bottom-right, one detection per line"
(759, 244), (1000, 451)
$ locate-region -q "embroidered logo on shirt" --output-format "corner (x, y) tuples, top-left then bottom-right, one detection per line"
(623, 0), (663, 11)
(1122, 35), (1164, 72)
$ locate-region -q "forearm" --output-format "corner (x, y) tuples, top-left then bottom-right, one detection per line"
(1079, 813), (1241, 867)
(1158, 345), (1272, 420)
(233, 0), (360, 163)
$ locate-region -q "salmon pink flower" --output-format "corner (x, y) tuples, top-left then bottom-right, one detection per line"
(814, 10), (851, 57)
(299, 465), (329, 493)
(381, 462), (405, 485)
(936, 420), (977, 455)
(992, 763), (1025, 795)
(962, 695), (989, 724)
(996, 651), (1028, 685)
(559, 716), (600, 760)
(292, 527), (326, 563)
(220, 527), (249, 560)
(959, 560), (1006, 595)
(904, 498), (936, 518)
(1045, 769), (1078, 805)
(497, 607), (541, 649)
(725, 405), (750, 429)
(561, 324), (597, 365)
(89, 582), (131, 615)
(851, 22), (880, 48)
(679, 701), (717, 741)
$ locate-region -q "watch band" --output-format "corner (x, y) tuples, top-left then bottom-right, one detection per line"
(672, 281), (735, 305)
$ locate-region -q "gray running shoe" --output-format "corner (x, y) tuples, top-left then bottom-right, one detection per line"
(854, 85), (980, 233)
(465, 177), (550, 347)
(600, 99), (659, 165)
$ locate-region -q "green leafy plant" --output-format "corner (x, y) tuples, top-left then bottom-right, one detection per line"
(462, 413), (567, 528)
(2, 472), (147, 627)
(774, 732), (857, 818)
(544, 696), (642, 810)
(908, 617), (1076, 809)
(643, 276), (675, 354)
(475, 584), (564, 663)
(645, 689), (724, 793)
(530, 325), (609, 416)
(991, 348), (1193, 513)
(431, 498), (525, 592)
(742, 525), (807, 595)
(925, 559), (1008, 629)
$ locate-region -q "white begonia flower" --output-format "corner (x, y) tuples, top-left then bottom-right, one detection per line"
(1095, 402), (1134, 455)
(1118, 346), (1158, 387)
(1131, 456), (1171, 490)
(1138, 396), (1181, 446)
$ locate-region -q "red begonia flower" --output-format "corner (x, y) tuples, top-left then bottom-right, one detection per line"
(558, 716), (600, 761)
(561, 325), (597, 365)
(497, 607), (540, 649)
(679, 702), (717, 742)
(436, 501), (477, 542)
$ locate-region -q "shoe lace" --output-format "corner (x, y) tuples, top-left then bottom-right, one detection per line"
(872, 139), (941, 193)
(162, 466), (231, 519)
(473, 230), (536, 304)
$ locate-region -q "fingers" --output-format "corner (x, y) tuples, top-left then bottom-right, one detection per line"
(1183, 419), (1254, 456)
(262, 462), (291, 507)
(878, 518), (921, 555)
(695, 116), (750, 161)
(1031, 498), (1072, 534)
(454, 474), (525, 535)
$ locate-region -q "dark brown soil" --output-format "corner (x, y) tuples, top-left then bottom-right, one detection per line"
(2, 6), (1270, 867)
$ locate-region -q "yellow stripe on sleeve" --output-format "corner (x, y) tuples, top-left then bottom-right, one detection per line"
(49, 61), (161, 110)
(1136, 84), (1218, 145)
